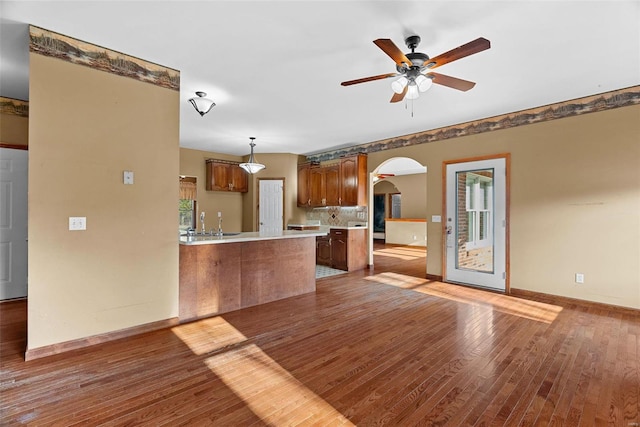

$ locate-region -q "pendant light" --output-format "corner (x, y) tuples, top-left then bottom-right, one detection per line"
(239, 137), (265, 174)
(188, 91), (215, 116)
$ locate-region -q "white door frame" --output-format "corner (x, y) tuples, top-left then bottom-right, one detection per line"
(257, 178), (285, 232)
(443, 154), (510, 292)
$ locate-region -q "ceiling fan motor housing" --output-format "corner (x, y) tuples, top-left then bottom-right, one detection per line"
(405, 35), (421, 50)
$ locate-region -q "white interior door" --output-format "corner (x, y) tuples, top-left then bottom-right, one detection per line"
(0, 148), (28, 300)
(259, 179), (283, 233)
(445, 157), (507, 291)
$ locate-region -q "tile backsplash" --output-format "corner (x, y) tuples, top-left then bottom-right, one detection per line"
(306, 206), (368, 227)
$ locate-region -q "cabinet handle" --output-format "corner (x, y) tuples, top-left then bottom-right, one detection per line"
(308, 199), (311, 206)
(339, 197), (342, 205)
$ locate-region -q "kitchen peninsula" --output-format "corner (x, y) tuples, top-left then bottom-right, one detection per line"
(179, 230), (326, 322)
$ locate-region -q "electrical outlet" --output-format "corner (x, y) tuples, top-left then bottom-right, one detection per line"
(575, 273), (585, 284)
(69, 217), (86, 231)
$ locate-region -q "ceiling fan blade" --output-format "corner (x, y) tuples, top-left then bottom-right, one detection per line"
(425, 37), (490, 69)
(390, 85), (407, 103)
(373, 39), (413, 66)
(427, 72), (476, 91)
(341, 73), (397, 86)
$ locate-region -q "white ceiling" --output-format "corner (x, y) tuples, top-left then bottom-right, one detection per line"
(1, 1), (638, 157)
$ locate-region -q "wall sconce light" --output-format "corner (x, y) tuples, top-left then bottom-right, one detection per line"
(239, 137), (265, 174)
(188, 91), (215, 116)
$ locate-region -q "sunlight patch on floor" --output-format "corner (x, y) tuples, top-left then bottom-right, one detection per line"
(365, 271), (431, 289)
(205, 343), (353, 425)
(365, 272), (562, 324)
(173, 317), (353, 425)
(372, 247), (426, 261)
(171, 317), (248, 355)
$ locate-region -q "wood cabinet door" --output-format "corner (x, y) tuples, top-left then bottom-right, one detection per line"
(325, 164), (341, 206)
(297, 163), (311, 207)
(316, 236), (331, 266)
(340, 155), (367, 206)
(206, 162), (230, 191)
(310, 167), (326, 206)
(330, 230), (348, 270)
(230, 165), (248, 193)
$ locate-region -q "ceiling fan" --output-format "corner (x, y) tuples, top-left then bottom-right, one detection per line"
(341, 35), (490, 103)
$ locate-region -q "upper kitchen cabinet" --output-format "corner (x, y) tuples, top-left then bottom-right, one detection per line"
(297, 163), (311, 207)
(205, 160), (248, 193)
(340, 154), (367, 206)
(309, 166), (327, 207)
(299, 154), (367, 207)
(310, 163), (340, 207)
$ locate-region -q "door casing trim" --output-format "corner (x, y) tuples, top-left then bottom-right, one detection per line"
(442, 153), (511, 293)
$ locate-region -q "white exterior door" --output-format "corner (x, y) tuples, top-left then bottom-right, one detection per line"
(445, 157), (507, 291)
(0, 148), (28, 300)
(259, 179), (283, 233)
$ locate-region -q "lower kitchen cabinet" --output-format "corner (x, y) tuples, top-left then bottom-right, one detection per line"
(316, 228), (367, 271)
(316, 235), (331, 266)
(330, 229), (348, 270)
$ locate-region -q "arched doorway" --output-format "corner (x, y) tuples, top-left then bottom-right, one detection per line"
(368, 157), (427, 267)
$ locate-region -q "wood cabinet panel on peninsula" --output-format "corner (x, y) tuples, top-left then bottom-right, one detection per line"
(298, 154), (367, 207)
(206, 160), (248, 193)
(179, 233), (318, 322)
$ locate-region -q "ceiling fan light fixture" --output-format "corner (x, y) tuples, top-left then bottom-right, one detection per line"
(415, 74), (433, 92)
(406, 83), (420, 100)
(188, 91), (215, 116)
(239, 137), (265, 174)
(391, 76), (408, 94)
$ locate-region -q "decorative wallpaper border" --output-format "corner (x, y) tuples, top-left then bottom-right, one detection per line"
(307, 86), (640, 162)
(0, 97), (29, 117)
(29, 25), (180, 91)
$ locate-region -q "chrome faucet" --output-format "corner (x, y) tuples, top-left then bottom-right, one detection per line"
(217, 215), (223, 236)
(200, 212), (206, 235)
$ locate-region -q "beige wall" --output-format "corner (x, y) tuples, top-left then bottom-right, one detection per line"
(0, 113), (29, 146)
(28, 53), (180, 350)
(367, 104), (640, 309)
(385, 220), (427, 246)
(179, 148), (244, 232)
(384, 174), (427, 219)
(242, 153), (306, 231)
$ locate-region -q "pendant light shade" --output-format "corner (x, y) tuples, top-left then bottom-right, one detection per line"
(406, 83), (420, 100)
(188, 91), (215, 116)
(391, 76), (408, 94)
(391, 74), (433, 100)
(239, 137), (265, 174)
(415, 74), (433, 92)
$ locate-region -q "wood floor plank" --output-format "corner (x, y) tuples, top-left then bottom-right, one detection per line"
(2, 243), (640, 426)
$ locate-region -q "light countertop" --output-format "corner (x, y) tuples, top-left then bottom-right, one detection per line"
(179, 229), (327, 245)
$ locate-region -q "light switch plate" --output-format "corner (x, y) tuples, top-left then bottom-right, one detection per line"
(123, 171), (134, 185)
(431, 215), (442, 223)
(69, 217), (86, 231)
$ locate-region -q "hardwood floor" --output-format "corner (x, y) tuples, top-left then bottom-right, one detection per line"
(1, 244), (639, 426)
